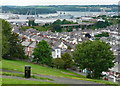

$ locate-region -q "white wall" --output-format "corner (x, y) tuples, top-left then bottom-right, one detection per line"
(52, 49), (61, 58)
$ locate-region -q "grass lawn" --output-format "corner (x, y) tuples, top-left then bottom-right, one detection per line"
(2, 77), (54, 84)
(0, 77), (1, 86)
(1, 59), (120, 85)
(2, 59), (85, 79)
(1, 72), (54, 81)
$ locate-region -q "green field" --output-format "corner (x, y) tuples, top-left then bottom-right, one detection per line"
(1, 71), (54, 81)
(2, 59), (85, 79)
(2, 78), (54, 84)
(1, 59), (120, 85)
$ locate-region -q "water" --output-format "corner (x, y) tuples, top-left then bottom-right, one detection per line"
(0, 11), (116, 19)
(0, 11), (116, 23)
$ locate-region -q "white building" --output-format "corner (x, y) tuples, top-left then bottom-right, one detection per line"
(52, 47), (61, 58)
(58, 42), (68, 50)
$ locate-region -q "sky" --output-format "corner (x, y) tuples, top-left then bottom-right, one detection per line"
(0, 0), (119, 6)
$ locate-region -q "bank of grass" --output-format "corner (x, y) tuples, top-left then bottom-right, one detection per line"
(1, 72), (54, 81)
(77, 78), (120, 86)
(2, 59), (85, 79)
(2, 77), (54, 84)
(2, 59), (120, 85)
(0, 80), (1, 85)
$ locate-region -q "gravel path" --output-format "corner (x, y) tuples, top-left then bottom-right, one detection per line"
(0, 69), (102, 84)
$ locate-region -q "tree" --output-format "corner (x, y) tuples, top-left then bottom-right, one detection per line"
(52, 19), (61, 25)
(72, 40), (115, 79)
(2, 34), (10, 57)
(67, 27), (73, 32)
(81, 25), (85, 30)
(52, 25), (62, 32)
(95, 32), (109, 37)
(61, 52), (73, 69)
(67, 46), (72, 50)
(2, 19), (11, 57)
(32, 40), (52, 66)
(2, 19), (25, 59)
(95, 21), (110, 28)
(7, 33), (25, 59)
(52, 58), (65, 69)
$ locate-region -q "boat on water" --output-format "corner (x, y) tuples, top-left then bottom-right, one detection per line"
(37, 12), (74, 19)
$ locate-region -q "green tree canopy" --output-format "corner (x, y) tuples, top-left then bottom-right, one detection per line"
(95, 21), (110, 28)
(2, 19), (25, 59)
(94, 32), (109, 37)
(7, 33), (25, 59)
(52, 58), (65, 69)
(32, 40), (52, 66)
(72, 40), (115, 79)
(61, 52), (73, 69)
(52, 25), (62, 32)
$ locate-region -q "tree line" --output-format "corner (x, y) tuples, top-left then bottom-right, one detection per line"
(2, 6), (57, 15)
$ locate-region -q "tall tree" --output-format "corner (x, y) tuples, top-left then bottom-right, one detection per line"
(2, 34), (10, 57)
(2, 19), (11, 57)
(72, 40), (115, 79)
(61, 52), (73, 69)
(7, 33), (25, 59)
(2, 19), (25, 59)
(32, 40), (52, 66)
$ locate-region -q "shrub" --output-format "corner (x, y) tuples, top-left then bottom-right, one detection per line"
(52, 58), (65, 69)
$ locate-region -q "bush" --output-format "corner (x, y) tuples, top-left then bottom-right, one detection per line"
(95, 32), (109, 37)
(52, 58), (65, 69)
(61, 53), (73, 69)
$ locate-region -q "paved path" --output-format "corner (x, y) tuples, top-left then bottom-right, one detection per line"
(67, 69), (86, 76)
(67, 69), (120, 84)
(2, 75), (54, 82)
(0, 69), (103, 84)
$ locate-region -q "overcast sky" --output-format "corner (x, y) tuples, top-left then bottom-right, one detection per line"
(0, 0), (119, 6)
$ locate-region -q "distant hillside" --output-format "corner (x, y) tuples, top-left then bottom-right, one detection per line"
(2, 6), (57, 15)
(2, 5), (118, 14)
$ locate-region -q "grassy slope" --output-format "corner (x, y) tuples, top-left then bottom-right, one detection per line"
(1, 72), (54, 81)
(1, 59), (120, 85)
(2, 59), (85, 79)
(2, 78), (54, 84)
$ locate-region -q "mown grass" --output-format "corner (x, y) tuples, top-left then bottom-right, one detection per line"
(2, 77), (54, 84)
(1, 72), (54, 81)
(77, 78), (120, 86)
(2, 78), (70, 86)
(0, 77), (1, 86)
(2, 59), (85, 79)
(1, 59), (120, 85)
